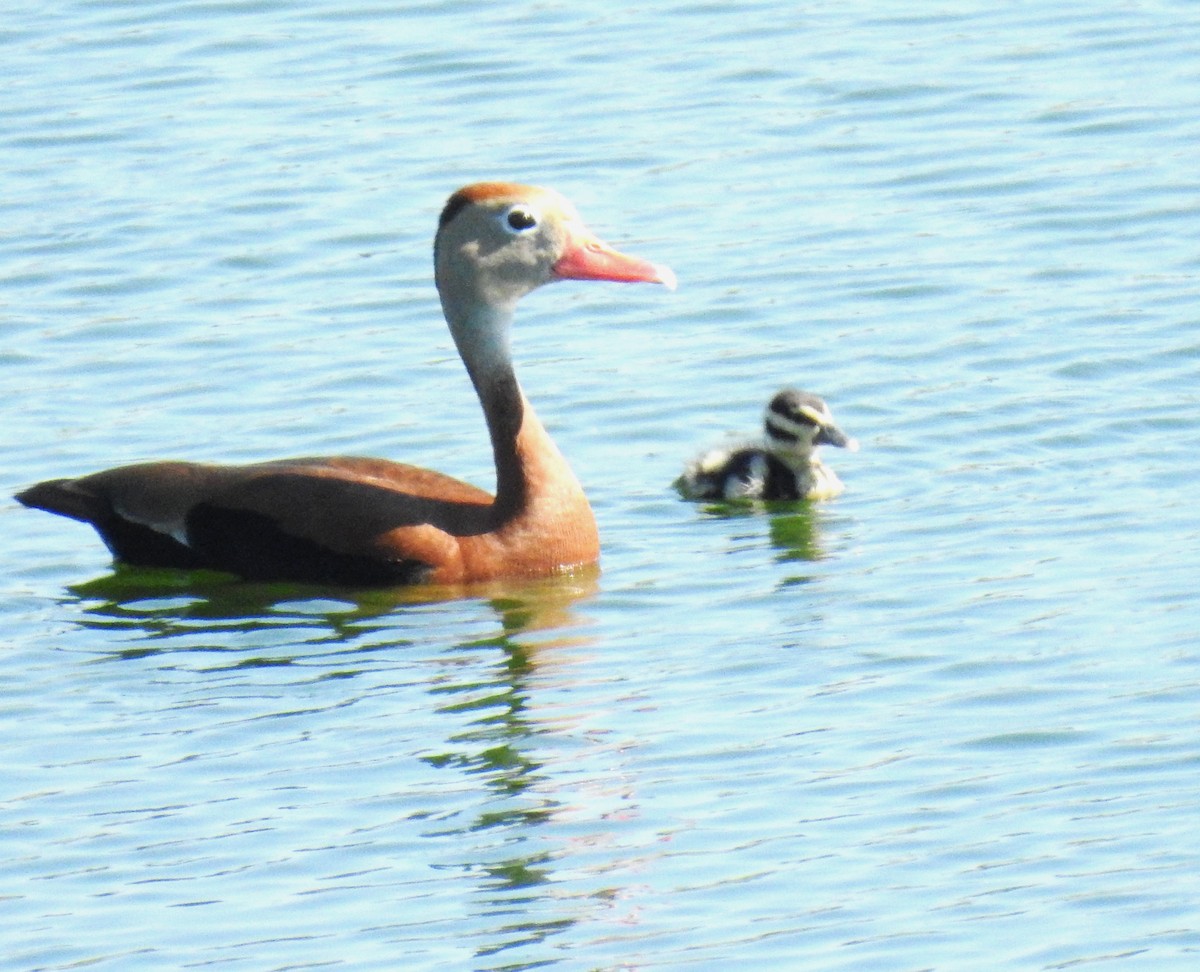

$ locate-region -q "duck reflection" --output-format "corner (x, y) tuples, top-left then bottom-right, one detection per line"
(417, 572), (604, 956)
(65, 564), (598, 663)
(62, 564), (604, 961)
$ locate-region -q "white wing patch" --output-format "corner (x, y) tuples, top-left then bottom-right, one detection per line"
(724, 453), (768, 500)
(112, 502), (192, 547)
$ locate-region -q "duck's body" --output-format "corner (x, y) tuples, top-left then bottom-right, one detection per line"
(17, 428), (585, 586)
(676, 388), (857, 502)
(16, 182), (673, 585)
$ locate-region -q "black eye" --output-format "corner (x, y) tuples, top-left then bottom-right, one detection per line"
(504, 206), (538, 233)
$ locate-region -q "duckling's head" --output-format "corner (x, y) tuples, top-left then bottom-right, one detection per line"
(764, 389), (859, 463)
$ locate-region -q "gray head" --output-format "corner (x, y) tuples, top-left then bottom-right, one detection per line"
(431, 182), (675, 390)
(434, 181), (674, 313)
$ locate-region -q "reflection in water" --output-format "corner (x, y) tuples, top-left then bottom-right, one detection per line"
(421, 575), (604, 964)
(62, 563), (602, 964)
(66, 564), (598, 662)
(767, 506), (824, 564)
(699, 501), (831, 587)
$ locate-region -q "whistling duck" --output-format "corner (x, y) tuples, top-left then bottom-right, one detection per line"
(676, 388), (858, 502)
(16, 182), (674, 585)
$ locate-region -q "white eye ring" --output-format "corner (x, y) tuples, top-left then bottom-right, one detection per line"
(501, 204), (540, 234)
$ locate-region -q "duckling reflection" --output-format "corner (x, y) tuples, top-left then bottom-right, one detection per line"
(676, 388), (858, 502)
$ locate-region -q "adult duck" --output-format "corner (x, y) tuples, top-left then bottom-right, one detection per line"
(16, 182), (674, 585)
(676, 388), (857, 502)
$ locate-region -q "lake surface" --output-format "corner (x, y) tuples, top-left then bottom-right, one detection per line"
(4, 1), (1200, 969)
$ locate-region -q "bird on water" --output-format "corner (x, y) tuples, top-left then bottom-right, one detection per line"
(676, 388), (857, 502)
(16, 182), (675, 586)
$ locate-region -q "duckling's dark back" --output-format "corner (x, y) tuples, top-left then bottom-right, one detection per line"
(677, 447), (807, 501)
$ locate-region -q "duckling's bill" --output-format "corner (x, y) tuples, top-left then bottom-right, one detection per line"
(815, 423), (859, 452)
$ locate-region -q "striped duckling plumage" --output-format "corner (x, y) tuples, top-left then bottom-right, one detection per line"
(676, 388), (858, 502)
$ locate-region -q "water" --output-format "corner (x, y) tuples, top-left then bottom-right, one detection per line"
(4, 1), (1200, 968)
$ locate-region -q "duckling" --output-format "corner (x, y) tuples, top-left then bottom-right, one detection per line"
(676, 388), (858, 502)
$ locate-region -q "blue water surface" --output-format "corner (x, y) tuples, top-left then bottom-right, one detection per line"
(4, 1), (1200, 969)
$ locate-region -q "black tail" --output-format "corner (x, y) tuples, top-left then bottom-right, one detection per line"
(14, 479), (106, 524)
(16, 478), (204, 569)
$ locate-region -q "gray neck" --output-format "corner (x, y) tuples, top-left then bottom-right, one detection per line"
(444, 297), (515, 386)
(442, 296), (527, 510)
